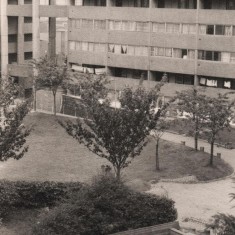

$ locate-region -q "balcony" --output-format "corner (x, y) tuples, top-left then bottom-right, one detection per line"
(8, 64), (32, 78)
(68, 6), (107, 19)
(7, 5), (32, 17)
(197, 60), (235, 78)
(69, 29), (107, 44)
(8, 42), (17, 53)
(107, 53), (149, 70)
(68, 51), (106, 66)
(199, 10), (235, 25)
(198, 35), (235, 52)
(151, 33), (196, 49)
(150, 57), (195, 75)
(24, 41), (32, 52)
(108, 31), (149, 46)
(23, 23), (32, 34)
(108, 7), (149, 21)
(150, 9), (196, 23)
(39, 5), (68, 17)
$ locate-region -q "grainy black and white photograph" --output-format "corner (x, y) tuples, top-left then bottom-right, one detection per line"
(0, 0), (235, 234)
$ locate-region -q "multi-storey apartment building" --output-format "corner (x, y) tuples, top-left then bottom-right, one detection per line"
(1, 0), (235, 97)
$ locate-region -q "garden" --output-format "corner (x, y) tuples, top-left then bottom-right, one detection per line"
(0, 56), (235, 235)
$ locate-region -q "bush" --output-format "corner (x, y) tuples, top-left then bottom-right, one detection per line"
(0, 180), (83, 218)
(207, 213), (235, 235)
(33, 175), (177, 235)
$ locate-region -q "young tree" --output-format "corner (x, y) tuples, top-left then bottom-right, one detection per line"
(203, 94), (234, 166)
(33, 55), (69, 115)
(61, 86), (164, 179)
(176, 88), (207, 151)
(151, 119), (168, 171)
(0, 79), (31, 162)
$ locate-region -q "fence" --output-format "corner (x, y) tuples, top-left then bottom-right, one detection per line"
(110, 221), (182, 235)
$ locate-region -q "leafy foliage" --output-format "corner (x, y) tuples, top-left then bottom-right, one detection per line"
(176, 88), (207, 150)
(0, 79), (31, 162)
(61, 86), (164, 179)
(69, 72), (109, 103)
(33, 55), (69, 115)
(202, 94), (234, 165)
(0, 180), (83, 219)
(33, 175), (177, 235)
(208, 213), (235, 235)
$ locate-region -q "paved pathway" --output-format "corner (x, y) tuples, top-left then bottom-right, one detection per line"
(148, 132), (235, 230)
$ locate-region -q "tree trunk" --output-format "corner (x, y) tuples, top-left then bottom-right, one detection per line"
(116, 167), (121, 180)
(194, 120), (199, 151)
(156, 140), (160, 171)
(210, 141), (214, 166)
(33, 85), (37, 112)
(53, 92), (56, 116)
(195, 131), (198, 151)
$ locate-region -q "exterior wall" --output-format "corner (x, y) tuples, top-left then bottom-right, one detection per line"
(66, 4), (235, 85)
(2, 0), (235, 91)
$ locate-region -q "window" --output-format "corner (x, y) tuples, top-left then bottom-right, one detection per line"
(166, 23), (180, 34)
(157, 47), (165, 56)
(94, 43), (105, 53)
(199, 25), (207, 35)
(127, 46), (135, 55)
(8, 34), (17, 43)
(24, 52), (32, 60)
(24, 17), (32, 23)
(136, 22), (149, 32)
(135, 46), (148, 56)
(24, 0), (32, 4)
(225, 26), (232, 36)
(69, 41), (76, 50)
(173, 48), (182, 58)
(178, 0), (189, 9)
(152, 23), (165, 33)
(24, 34), (32, 42)
(231, 53), (235, 63)
(206, 25), (214, 35)
(199, 50), (222, 61)
(8, 53), (17, 64)
(188, 50), (195, 59)
(94, 20), (106, 30)
(165, 48), (172, 57)
(189, 24), (196, 34)
(215, 25), (225, 35)
(226, 0), (235, 10)
(76, 42), (81, 50)
(8, 0), (18, 5)
(81, 19), (93, 29)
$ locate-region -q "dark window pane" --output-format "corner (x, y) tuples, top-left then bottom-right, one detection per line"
(207, 25), (214, 35)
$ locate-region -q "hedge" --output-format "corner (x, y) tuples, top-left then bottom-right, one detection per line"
(0, 180), (83, 218)
(33, 176), (177, 235)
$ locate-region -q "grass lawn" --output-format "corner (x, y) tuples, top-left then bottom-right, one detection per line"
(167, 119), (235, 149)
(0, 112), (233, 235)
(0, 112), (232, 183)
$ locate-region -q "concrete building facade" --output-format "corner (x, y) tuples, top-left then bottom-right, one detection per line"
(1, 0), (235, 95)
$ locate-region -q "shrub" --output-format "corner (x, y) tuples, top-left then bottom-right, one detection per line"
(207, 213), (235, 235)
(33, 175), (177, 235)
(0, 180), (83, 219)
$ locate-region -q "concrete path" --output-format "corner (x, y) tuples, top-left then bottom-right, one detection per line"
(148, 132), (235, 230)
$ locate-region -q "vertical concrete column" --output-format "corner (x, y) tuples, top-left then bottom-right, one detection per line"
(48, 0), (57, 59)
(18, 0), (25, 64)
(194, 0), (200, 86)
(33, 0), (40, 60)
(105, 0), (110, 75)
(0, 0), (9, 77)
